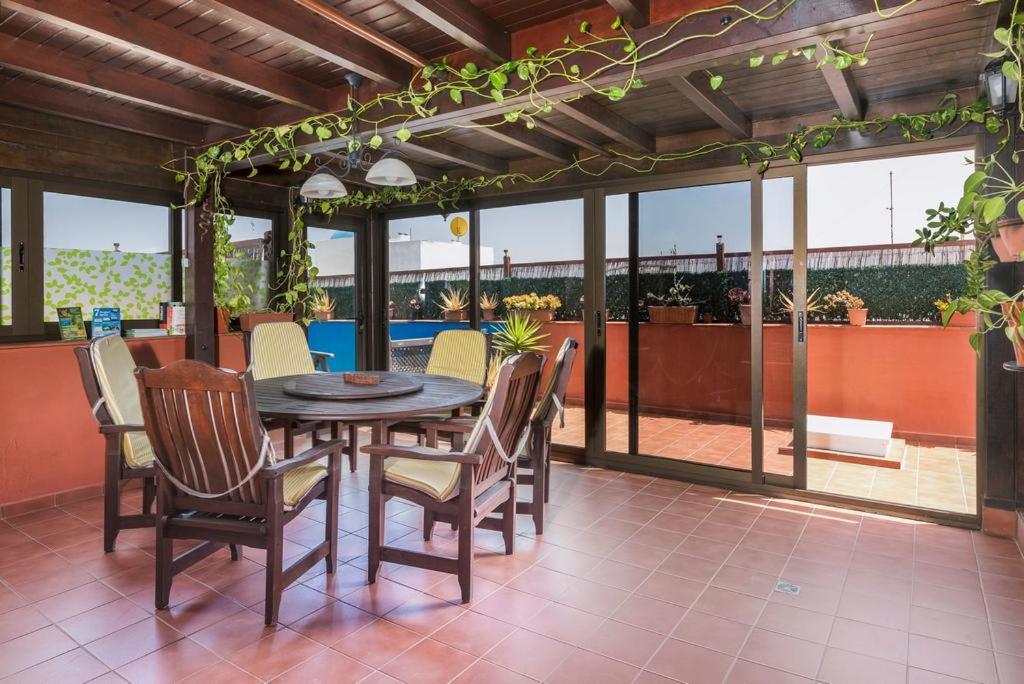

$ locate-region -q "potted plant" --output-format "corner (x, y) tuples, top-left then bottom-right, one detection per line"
(489, 312), (550, 385)
(646, 279), (697, 324)
(311, 291), (335, 322)
(825, 289), (868, 326)
(778, 288), (826, 324)
(213, 213), (252, 334)
(935, 293), (976, 328)
(503, 293), (561, 322)
(480, 292), (499, 321)
(407, 297), (421, 321)
(728, 287), (752, 325)
(437, 287), (469, 322)
(388, 300), (396, 320)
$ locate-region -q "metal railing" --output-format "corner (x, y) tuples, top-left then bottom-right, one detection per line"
(389, 337), (432, 373)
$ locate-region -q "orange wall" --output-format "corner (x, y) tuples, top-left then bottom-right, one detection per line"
(539, 322), (976, 443)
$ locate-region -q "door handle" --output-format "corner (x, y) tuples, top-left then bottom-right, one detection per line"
(797, 311), (805, 343)
(17, 241), (24, 271)
(594, 309), (603, 338)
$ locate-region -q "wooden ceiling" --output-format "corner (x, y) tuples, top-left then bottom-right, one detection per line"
(0, 0), (1002, 187)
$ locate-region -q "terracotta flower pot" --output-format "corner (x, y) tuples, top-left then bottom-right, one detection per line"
(525, 310), (554, 323)
(388, 307), (395, 320)
(739, 304), (752, 326)
(945, 311), (976, 328)
(999, 218), (1024, 262)
(315, 310), (332, 322)
(481, 309), (496, 321)
(701, 313), (714, 323)
(848, 308), (868, 326)
(443, 310), (467, 322)
(216, 307), (232, 334)
(239, 311), (292, 332)
(1003, 301), (1024, 366)
(648, 305), (697, 324)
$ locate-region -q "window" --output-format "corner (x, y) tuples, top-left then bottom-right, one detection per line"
(224, 213), (273, 310)
(1, 186), (10, 327)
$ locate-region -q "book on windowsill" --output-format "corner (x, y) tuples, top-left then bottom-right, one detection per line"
(57, 306), (87, 341)
(126, 328), (169, 339)
(91, 307), (122, 339)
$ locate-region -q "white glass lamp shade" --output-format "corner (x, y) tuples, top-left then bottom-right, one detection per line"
(300, 171), (348, 199)
(365, 158), (418, 186)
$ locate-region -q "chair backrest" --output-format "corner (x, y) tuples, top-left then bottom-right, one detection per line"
(75, 335), (155, 469)
(463, 352), (543, 490)
(532, 338), (578, 427)
(250, 321), (315, 380)
(425, 329), (490, 386)
(135, 360), (271, 506)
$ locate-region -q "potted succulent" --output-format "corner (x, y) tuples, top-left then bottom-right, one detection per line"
(407, 297), (421, 321)
(934, 293), (977, 328)
(311, 291), (335, 322)
(388, 300), (396, 320)
(480, 292), (499, 321)
(503, 293), (561, 322)
(779, 288), (826, 324)
(646, 279), (697, 324)
(488, 312), (550, 385)
(728, 287), (752, 325)
(825, 289), (868, 326)
(437, 287), (469, 322)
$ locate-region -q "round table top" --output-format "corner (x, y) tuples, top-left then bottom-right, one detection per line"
(282, 373), (424, 401)
(255, 371), (483, 423)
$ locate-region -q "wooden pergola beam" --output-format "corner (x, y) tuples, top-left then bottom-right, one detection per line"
(392, 0), (509, 63)
(0, 36), (258, 129)
(472, 118), (574, 163)
(670, 74), (751, 139)
(5, 0), (329, 111)
(0, 78), (203, 143)
(553, 98), (654, 151)
(198, 0), (412, 87)
(606, 0), (650, 28)
(399, 138), (507, 175)
(531, 119), (611, 158)
(815, 43), (864, 120)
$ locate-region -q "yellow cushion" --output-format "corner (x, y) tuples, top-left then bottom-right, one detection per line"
(90, 335), (154, 469)
(251, 322), (316, 381)
(384, 453), (461, 501)
(282, 458), (328, 510)
(425, 330), (488, 386)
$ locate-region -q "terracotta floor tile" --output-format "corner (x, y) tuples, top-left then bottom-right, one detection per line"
(60, 598), (149, 645)
(757, 602), (834, 645)
(177, 660), (260, 683)
(470, 587), (549, 627)
(273, 647), (374, 684)
(768, 578), (842, 615)
(432, 610), (515, 656)
(340, 578), (421, 617)
(4, 646), (109, 684)
(908, 634), (998, 684)
(0, 625), (79, 678)
(912, 582), (986, 619)
(647, 638), (735, 684)
(190, 608), (280, 657)
(636, 572), (705, 607)
(526, 602), (604, 646)
(380, 637), (478, 684)
(225, 628), (325, 680)
(693, 587), (766, 625)
(114, 637), (220, 684)
(84, 615), (184, 670)
(484, 628), (575, 680)
(818, 647), (908, 684)
(332, 618), (423, 668)
(547, 648), (641, 683)
(726, 659), (814, 683)
(453, 658), (533, 683)
(288, 599), (376, 646)
(33, 581), (122, 623)
(991, 619), (1024, 657)
(740, 628), (824, 678)
(611, 594), (688, 634)
(586, 619), (664, 667)
(584, 558), (651, 591)
(828, 617), (908, 664)
(712, 564), (778, 598)
(995, 651), (1024, 683)
(673, 610), (752, 656)
(910, 605), (991, 650)
(0, 605), (49, 643)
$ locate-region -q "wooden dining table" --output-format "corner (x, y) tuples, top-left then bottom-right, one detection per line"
(253, 371), (484, 449)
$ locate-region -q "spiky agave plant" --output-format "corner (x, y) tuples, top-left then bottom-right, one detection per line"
(488, 312), (550, 385)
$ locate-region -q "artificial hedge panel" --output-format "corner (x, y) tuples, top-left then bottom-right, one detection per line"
(328, 263), (966, 323)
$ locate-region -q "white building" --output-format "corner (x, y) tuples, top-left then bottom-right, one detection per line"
(311, 232), (494, 276)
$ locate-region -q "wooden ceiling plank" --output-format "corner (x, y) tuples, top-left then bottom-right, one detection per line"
(531, 118), (611, 157)
(554, 97), (654, 151)
(399, 137), (507, 174)
(815, 42), (865, 120)
(0, 34), (258, 128)
(5, 0), (329, 110)
(669, 74), (750, 139)
(0, 77), (203, 142)
(471, 117), (574, 162)
(391, 0), (509, 63)
(606, 0), (649, 28)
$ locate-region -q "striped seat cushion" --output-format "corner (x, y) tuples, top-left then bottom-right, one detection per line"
(90, 335), (155, 469)
(251, 322), (316, 380)
(425, 330), (488, 386)
(282, 458), (328, 510)
(384, 453), (461, 501)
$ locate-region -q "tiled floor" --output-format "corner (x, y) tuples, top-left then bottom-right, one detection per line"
(0, 455), (1018, 682)
(553, 408), (977, 514)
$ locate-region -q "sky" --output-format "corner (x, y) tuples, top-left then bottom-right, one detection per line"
(14, 148), (972, 262)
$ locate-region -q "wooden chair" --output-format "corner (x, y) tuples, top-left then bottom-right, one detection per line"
(75, 335), (157, 552)
(135, 360), (343, 625)
(423, 338), (578, 534)
(387, 329), (492, 444)
(365, 352), (543, 602)
(249, 321), (354, 469)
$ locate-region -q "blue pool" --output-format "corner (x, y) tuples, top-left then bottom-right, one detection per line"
(307, 320), (503, 371)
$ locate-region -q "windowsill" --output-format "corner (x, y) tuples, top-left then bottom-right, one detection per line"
(0, 334), (185, 350)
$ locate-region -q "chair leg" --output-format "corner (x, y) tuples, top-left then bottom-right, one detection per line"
(103, 479), (120, 553)
(154, 524), (172, 610)
(229, 544), (242, 561)
(423, 509), (436, 541)
(367, 456), (385, 585)
(502, 482), (516, 555)
(264, 526), (283, 625)
(283, 425), (294, 459)
(326, 455), (341, 574)
(142, 477), (156, 516)
(457, 515), (474, 603)
(348, 425), (358, 472)
(532, 459), (546, 536)
(544, 459), (551, 503)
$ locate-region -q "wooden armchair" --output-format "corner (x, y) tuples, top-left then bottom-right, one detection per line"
(75, 335), (157, 552)
(366, 352), (542, 602)
(423, 338), (578, 534)
(249, 321), (354, 469)
(135, 360), (343, 625)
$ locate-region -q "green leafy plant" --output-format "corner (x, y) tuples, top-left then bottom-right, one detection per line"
(492, 312), (550, 357)
(212, 211), (252, 317)
(647, 278), (695, 307)
(503, 292), (562, 311)
(727, 287), (750, 305)
(825, 289), (865, 311)
(436, 287), (469, 313)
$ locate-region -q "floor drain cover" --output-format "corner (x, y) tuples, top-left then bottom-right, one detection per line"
(775, 581), (801, 595)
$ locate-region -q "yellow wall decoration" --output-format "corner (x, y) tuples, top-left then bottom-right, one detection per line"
(449, 216), (468, 239)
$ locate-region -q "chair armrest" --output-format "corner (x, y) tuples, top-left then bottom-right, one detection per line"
(364, 444), (482, 465)
(260, 438), (346, 478)
(99, 424), (146, 435)
(309, 350), (335, 359)
(419, 417), (476, 434)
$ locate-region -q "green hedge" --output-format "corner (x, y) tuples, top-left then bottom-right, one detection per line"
(326, 263), (966, 323)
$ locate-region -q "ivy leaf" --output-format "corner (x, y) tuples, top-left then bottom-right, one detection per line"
(368, 134), (383, 149)
(771, 51), (788, 65)
(623, 41), (636, 53)
(982, 196), (1006, 224)
(801, 46), (816, 61)
(579, 20), (590, 33)
(517, 63), (530, 81)
(994, 27), (1012, 46)
(709, 74), (724, 90)
(569, 64), (581, 76)
(964, 170), (987, 194)
(611, 16), (622, 29)
(299, 122), (314, 135)
(749, 54), (765, 68)
(278, 159), (290, 170)
(1017, 198), (1024, 222)
(449, 88), (463, 104)
(396, 128), (412, 142)
(1003, 59), (1022, 83)
(607, 86), (625, 101)
(463, 62), (478, 76)
(315, 126), (332, 140)
(526, 46), (538, 57)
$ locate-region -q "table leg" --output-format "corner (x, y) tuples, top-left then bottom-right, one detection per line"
(348, 424), (358, 472)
